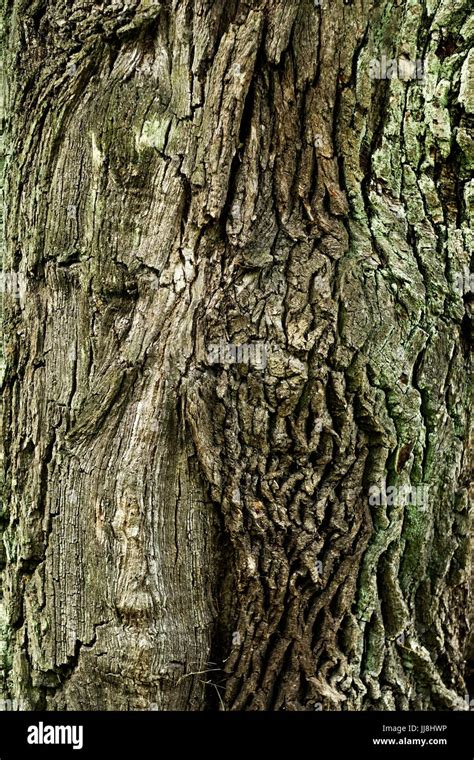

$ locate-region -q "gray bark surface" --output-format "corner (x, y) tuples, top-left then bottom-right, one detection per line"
(0, 0), (472, 711)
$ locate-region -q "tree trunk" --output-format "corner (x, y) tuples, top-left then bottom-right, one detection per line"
(1, 0), (472, 711)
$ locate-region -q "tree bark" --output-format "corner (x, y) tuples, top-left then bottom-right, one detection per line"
(1, 0), (472, 711)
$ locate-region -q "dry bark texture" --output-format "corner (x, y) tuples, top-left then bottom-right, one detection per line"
(0, 0), (472, 710)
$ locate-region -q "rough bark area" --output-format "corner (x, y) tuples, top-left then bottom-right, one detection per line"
(0, 12), (7, 696)
(1, 0), (472, 711)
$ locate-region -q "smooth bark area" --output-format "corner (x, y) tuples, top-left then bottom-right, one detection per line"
(0, 0), (472, 710)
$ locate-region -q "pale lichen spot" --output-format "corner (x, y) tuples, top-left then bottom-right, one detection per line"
(91, 132), (104, 170)
(173, 263), (186, 293)
(247, 555), (257, 573)
(137, 117), (171, 153)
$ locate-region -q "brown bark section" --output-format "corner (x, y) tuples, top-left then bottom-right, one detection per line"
(1, 0), (472, 710)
